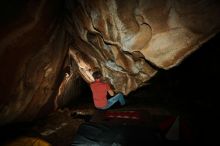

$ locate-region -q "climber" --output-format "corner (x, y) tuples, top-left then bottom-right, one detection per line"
(90, 70), (126, 110)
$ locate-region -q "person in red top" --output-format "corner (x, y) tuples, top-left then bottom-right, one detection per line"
(90, 70), (125, 110)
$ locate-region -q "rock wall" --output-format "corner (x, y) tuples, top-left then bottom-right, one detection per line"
(0, 0), (68, 125)
(66, 0), (220, 95)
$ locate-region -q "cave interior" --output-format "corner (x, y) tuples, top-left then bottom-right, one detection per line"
(0, 33), (219, 146)
(0, 0), (220, 146)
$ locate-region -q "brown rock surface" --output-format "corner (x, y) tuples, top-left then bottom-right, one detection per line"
(67, 0), (220, 95)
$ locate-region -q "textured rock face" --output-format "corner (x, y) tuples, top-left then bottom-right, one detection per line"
(66, 0), (220, 95)
(0, 0), (220, 125)
(0, 0), (68, 125)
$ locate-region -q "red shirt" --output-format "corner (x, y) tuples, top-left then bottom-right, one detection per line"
(90, 79), (110, 108)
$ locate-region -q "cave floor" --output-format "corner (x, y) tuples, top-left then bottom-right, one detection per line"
(0, 103), (173, 146)
(1, 95), (219, 146)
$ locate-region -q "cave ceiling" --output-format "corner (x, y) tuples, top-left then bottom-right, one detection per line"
(0, 0), (220, 125)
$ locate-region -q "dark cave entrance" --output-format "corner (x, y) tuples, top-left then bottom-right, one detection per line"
(128, 33), (220, 111)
